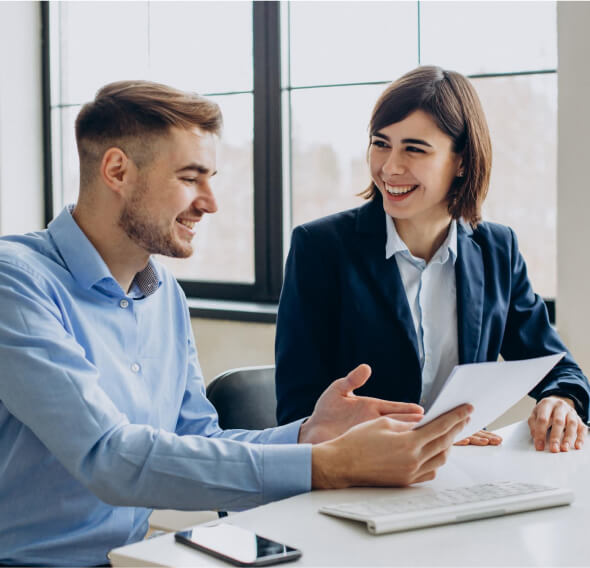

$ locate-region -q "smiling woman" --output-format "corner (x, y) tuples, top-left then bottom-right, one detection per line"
(275, 65), (590, 455)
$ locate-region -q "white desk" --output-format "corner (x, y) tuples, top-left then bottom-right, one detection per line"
(109, 421), (588, 566)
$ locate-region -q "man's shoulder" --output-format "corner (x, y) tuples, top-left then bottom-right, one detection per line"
(0, 232), (64, 282)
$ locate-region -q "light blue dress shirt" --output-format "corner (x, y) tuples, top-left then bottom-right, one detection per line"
(385, 214), (459, 408)
(0, 207), (311, 567)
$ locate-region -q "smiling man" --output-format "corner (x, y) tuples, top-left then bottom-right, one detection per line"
(0, 81), (472, 566)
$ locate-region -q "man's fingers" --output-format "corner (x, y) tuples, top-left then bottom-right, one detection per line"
(376, 401), (424, 415)
(384, 412), (424, 423)
(415, 404), (473, 442)
(337, 364), (372, 394)
(421, 416), (472, 462)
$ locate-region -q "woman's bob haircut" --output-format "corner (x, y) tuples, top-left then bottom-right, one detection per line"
(361, 66), (492, 227)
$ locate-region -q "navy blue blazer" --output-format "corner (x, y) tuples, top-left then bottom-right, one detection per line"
(275, 196), (590, 425)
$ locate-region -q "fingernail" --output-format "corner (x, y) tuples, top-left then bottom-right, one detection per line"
(535, 440), (544, 451)
(563, 443), (569, 451)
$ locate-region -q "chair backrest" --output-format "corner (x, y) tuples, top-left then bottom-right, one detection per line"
(205, 365), (277, 430)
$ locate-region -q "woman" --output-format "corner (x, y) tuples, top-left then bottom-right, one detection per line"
(275, 66), (589, 452)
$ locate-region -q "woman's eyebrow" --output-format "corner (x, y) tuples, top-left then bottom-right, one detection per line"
(401, 137), (433, 148)
(372, 132), (433, 148)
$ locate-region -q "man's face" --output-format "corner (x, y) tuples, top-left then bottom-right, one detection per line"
(119, 126), (218, 258)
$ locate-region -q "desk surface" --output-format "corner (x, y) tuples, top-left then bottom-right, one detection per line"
(109, 421), (588, 567)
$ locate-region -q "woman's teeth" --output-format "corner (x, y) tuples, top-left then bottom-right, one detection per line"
(385, 184), (417, 195)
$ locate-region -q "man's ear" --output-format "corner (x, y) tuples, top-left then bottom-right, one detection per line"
(100, 147), (135, 196)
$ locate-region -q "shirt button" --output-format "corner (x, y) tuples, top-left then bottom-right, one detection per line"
(130, 363), (141, 373)
(119, 299), (129, 309)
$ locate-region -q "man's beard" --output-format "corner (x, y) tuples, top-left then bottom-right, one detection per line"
(118, 184), (193, 258)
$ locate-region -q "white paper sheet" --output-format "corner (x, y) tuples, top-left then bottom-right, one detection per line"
(414, 352), (565, 440)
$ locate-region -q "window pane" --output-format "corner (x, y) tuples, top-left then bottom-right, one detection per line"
(420, 1), (557, 75)
(55, 2), (253, 106)
(51, 106), (81, 212)
(158, 93), (254, 283)
(289, 85), (385, 228)
(56, 2), (149, 105)
(475, 74), (556, 298)
(288, 2), (417, 87)
(149, 2), (253, 94)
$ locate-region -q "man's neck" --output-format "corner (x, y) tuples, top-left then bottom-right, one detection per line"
(72, 201), (149, 293)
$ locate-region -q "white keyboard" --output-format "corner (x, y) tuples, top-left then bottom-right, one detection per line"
(320, 481), (573, 534)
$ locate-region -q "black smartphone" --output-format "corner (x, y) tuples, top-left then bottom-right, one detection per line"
(174, 523), (302, 566)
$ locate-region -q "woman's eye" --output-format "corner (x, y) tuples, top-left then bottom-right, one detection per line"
(406, 146), (425, 153)
(182, 178), (197, 184)
(370, 140), (388, 148)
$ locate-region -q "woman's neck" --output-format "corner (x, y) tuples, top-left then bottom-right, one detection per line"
(393, 214), (453, 263)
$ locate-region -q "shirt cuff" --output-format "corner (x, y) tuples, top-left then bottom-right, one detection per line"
(258, 417), (308, 445)
(261, 441), (312, 504)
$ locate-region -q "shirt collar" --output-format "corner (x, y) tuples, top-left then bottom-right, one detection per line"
(48, 206), (162, 298)
(384, 213), (458, 265)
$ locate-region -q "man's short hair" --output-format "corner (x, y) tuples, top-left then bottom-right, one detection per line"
(75, 80), (223, 187)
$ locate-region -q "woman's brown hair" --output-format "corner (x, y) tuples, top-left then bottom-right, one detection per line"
(361, 66), (492, 227)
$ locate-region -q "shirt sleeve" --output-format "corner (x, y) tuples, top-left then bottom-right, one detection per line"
(0, 260), (311, 512)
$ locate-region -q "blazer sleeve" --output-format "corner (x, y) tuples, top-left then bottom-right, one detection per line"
(500, 227), (590, 422)
(275, 224), (343, 425)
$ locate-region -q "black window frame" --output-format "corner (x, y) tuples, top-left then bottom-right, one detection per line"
(41, 1), (556, 324)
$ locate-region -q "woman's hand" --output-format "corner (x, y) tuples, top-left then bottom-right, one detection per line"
(454, 429), (502, 446)
(528, 396), (587, 452)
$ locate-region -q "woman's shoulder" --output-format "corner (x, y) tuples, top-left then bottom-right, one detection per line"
(293, 199), (377, 239)
(466, 219), (515, 243)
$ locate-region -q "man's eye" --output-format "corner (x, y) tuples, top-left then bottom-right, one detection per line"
(182, 178), (198, 184)
(370, 140), (388, 148)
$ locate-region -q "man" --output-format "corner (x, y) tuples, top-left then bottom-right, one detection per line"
(0, 81), (471, 566)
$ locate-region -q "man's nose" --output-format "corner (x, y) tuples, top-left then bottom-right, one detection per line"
(194, 180), (218, 214)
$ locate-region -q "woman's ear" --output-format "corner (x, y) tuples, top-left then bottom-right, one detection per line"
(100, 147), (135, 195)
(456, 157), (465, 178)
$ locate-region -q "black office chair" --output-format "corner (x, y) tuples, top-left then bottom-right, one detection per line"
(206, 365), (278, 430)
(206, 365), (277, 519)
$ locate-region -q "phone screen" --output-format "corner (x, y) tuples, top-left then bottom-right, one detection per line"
(175, 523), (301, 566)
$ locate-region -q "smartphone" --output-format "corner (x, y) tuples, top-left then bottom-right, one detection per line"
(174, 523), (302, 566)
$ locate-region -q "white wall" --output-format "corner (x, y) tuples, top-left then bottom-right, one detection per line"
(556, 1), (590, 374)
(0, 1), (44, 235)
(191, 318), (276, 385)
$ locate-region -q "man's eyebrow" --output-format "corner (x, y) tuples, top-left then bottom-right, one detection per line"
(176, 163), (218, 176)
(372, 132), (433, 148)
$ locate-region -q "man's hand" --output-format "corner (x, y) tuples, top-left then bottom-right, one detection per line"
(311, 404), (473, 489)
(298, 364), (424, 444)
(454, 429), (502, 446)
(528, 396), (587, 452)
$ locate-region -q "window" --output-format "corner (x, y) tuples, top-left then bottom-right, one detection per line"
(44, 1), (557, 319)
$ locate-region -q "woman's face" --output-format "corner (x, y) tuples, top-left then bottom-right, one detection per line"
(369, 109), (462, 226)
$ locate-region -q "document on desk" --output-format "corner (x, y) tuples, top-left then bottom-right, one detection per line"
(414, 352), (565, 440)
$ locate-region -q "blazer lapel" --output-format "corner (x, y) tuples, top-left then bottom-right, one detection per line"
(456, 223), (484, 363)
(354, 198), (420, 363)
